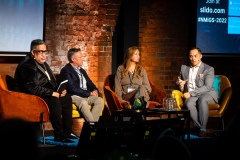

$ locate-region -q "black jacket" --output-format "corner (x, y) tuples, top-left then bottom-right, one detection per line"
(60, 63), (98, 98)
(14, 55), (57, 98)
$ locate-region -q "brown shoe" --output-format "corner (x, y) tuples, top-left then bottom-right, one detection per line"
(198, 131), (207, 137)
(206, 129), (215, 137)
(198, 129), (215, 137)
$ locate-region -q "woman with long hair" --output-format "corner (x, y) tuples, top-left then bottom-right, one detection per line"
(114, 46), (152, 108)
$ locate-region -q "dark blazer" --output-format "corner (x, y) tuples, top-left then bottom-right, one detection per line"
(14, 54), (57, 98)
(178, 62), (218, 103)
(60, 63), (98, 98)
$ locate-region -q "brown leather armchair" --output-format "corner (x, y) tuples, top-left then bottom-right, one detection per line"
(103, 74), (167, 116)
(172, 75), (232, 130)
(0, 74), (107, 137)
(0, 74), (50, 143)
(209, 75), (232, 130)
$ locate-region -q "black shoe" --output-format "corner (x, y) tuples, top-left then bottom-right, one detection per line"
(190, 127), (200, 136)
(54, 135), (74, 143)
(65, 133), (79, 139)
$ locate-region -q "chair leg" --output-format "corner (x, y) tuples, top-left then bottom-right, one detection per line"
(221, 117), (224, 131)
(41, 123), (45, 144)
(40, 112), (45, 144)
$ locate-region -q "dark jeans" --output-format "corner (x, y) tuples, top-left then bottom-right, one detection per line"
(43, 93), (73, 137)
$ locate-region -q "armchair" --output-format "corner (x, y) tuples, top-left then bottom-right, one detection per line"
(0, 74), (107, 138)
(54, 74), (106, 119)
(0, 74), (50, 144)
(55, 74), (108, 136)
(172, 75), (232, 130)
(103, 74), (167, 116)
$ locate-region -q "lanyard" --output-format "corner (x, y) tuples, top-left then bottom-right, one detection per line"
(74, 68), (84, 89)
(37, 62), (51, 81)
(76, 69), (87, 90)
(78, 72), (83, 89)
(128, 70), (135, 86)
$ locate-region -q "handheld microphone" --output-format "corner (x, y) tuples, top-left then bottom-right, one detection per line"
(178, 72), (182, 78)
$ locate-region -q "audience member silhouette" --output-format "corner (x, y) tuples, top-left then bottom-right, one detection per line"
(0, 118), (39, 160)
(215, 110), (240, 158)
(151, 128), (191, 160)
(39, 151), (69, 160)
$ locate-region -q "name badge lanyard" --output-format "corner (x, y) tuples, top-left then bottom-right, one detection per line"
(42, 64), (51, 81)
(78, 70), (83, 89)
(128, 70), (135, 87)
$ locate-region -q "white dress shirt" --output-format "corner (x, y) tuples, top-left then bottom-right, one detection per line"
(188, 62), (201, 92)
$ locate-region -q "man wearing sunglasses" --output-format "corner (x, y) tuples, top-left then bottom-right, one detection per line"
(14, 39), (78, 143)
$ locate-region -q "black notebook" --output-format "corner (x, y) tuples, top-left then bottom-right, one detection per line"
(57, 80), (68, 93)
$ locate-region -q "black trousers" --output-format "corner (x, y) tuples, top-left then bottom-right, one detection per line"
(44, 93), (73, 137)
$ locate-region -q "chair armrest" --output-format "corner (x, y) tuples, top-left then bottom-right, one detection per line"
(172, 90), (183, 110)
(0, 88), (50, 122)
(218, 87), (232, 114)
(98, 92), (112, 120)
(104, 86), (123, 115)
(149, 86), (167, 105)
(98, 92), (104, 99)
(98, 92), (106, 116)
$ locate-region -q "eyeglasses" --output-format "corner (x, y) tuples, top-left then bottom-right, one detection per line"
(33, 50), (48, 55)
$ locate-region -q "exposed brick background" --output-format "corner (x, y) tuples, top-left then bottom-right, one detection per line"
(44, 0), (121, 92)
(139, 0), (189, 93)
(0, 0), (121, 93)
(0, 0), (239, 128)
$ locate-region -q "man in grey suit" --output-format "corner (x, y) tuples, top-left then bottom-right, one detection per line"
(177, 47), (218, 137)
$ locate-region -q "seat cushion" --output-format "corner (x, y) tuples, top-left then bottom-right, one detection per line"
(212, 75), (221, 100)
(72, 104), (92, 118)
(208, 102), (220, 110)
(172, 90), (220, 110)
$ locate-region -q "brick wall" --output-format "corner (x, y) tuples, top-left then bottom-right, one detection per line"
(45, 0), (121, 92)
(0, 63), (18, 78)
(0, 0), (191, 94)
(0, 0), (239, 125)
(0, 0), (121, 93)
(139, 0), (189, 94)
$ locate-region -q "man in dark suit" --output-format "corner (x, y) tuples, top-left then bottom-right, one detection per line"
(60, 48), (103, 122)
(177, 47), (218, 137)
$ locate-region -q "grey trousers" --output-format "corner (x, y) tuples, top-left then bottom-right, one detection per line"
(184, 93), (215, 129)
(71, 95), (103, 122)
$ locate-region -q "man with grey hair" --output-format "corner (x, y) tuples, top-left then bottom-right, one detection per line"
(60, 48), (103, 122)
